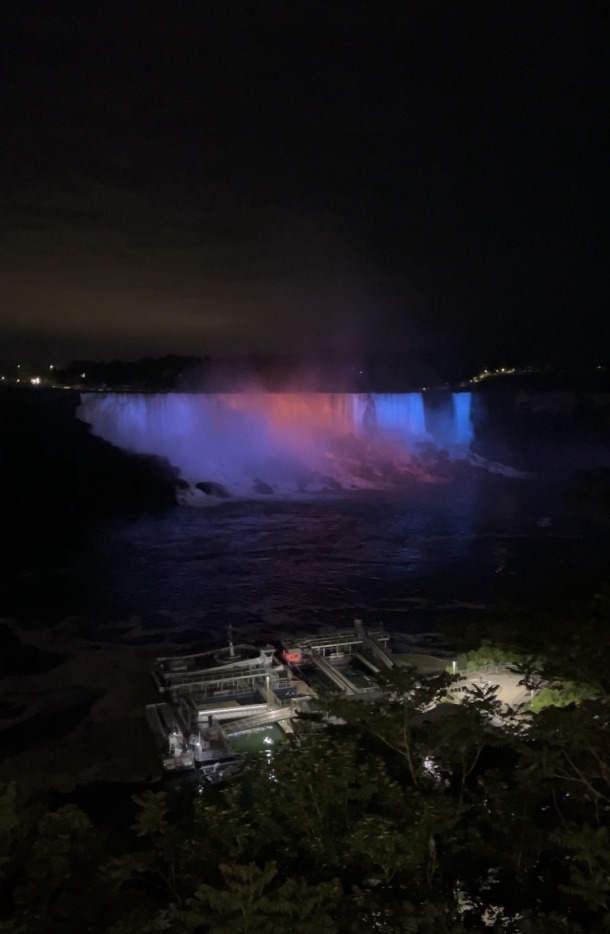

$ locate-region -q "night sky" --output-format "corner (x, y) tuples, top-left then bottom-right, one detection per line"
(1, 2), (607, 370)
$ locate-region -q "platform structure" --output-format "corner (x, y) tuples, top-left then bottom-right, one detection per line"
(156, 662), (292, 701)
(146, 702), (195, 771)
(152, 643), (280, 695)
(304, 650), (360, 694)
(222, 706), (296, 736)
(288, 627), (390, 660)
(354, 621), (396, 670)
(148, 624), (394, 775)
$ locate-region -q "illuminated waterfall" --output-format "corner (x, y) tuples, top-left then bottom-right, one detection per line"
(77, 391), (473, 494)
(452, 392), (474, 447)
(370, 393), (429, 442)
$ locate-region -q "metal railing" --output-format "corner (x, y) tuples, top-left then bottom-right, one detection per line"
(450, 662), (516, 675)
(222, 707), (295, 736)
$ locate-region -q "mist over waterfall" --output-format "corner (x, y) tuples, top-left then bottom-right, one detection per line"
(77, 392), (473, 496)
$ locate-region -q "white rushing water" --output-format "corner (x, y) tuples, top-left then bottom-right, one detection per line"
(77, 391), (473, 494)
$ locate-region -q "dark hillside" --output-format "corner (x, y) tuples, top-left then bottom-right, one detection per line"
(0, 389), (177, 551)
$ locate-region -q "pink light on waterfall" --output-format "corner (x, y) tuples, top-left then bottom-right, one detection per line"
(221, 392), (359, 434)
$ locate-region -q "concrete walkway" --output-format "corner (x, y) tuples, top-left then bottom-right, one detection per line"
(394, 654), (532, 709)
(458, 669), (531, 709)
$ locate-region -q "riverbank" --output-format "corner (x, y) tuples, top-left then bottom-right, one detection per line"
(0, 619), (166, 791)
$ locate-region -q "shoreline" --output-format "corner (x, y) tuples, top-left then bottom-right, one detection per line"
(0, 620), (170, 792)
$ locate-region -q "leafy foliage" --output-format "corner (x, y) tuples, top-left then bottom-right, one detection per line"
(530, 680), (599, 712)
(453, 640), (529, 671)
(175, 861), (340, 933)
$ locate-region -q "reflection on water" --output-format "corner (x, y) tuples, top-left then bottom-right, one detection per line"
(492, 542), (509, 576)
(227, 723), (286, 755)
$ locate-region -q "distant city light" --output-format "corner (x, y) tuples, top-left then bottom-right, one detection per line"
(49, 364), (54, 369)
(81, 372), (86, 378)
(469, 366), (519, 384)
(31, 377), (41, 385)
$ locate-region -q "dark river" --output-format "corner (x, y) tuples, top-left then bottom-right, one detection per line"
(5, 455), (609, 646)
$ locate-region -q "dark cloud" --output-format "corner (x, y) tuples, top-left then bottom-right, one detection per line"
(1, 2), (607, 366)
(0, 179), (391, 356)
